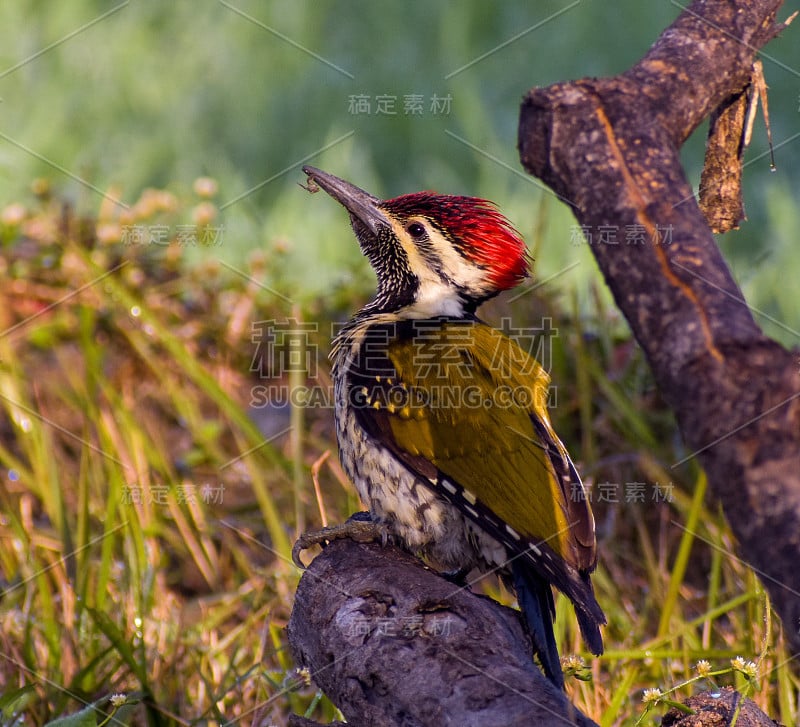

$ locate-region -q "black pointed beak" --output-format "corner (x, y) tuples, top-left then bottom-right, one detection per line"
(302, 166), (390, 236)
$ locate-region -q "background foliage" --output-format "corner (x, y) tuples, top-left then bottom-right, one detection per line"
(0, 2), (798, 724)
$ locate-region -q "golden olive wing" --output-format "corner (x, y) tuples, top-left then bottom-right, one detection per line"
(373, 320), (596, 572)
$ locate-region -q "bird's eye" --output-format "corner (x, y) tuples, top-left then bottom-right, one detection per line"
(407, 222), (426, 238)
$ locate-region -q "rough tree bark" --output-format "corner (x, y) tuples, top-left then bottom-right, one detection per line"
(288, 540), (597, 726)
(288, 1), (797, 724)
(518, 0), (800, 652)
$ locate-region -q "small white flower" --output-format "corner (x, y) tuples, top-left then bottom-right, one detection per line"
(695, 659), (712, 676)
(296, 666), (312, 686)
(642, 687), (662, 704)
(731, 657), (757, 678)
(109, 694), (127, 708)
(561, 654), (585, 670)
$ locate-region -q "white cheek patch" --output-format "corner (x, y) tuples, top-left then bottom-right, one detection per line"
(425, 227), (490, 294)
(389, 217), (492, 318)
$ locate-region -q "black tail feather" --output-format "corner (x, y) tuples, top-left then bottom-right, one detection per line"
(511, 560), (564, 689)
(576, 593), (605, 656)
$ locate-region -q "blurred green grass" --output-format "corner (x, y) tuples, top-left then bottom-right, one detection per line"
(0, 1), (799, 724)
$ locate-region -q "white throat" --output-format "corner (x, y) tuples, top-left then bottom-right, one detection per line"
(398, 278), (466, 319)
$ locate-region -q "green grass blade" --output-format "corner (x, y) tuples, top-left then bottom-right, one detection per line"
(657, 471), (707, 638)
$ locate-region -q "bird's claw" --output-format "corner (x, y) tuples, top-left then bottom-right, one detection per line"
(439, 566), (472, 586)
(292, 518), (388, 569)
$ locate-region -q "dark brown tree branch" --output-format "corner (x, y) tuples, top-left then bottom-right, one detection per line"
(288, 539), (597, 727)
(518, 0), (800, 652)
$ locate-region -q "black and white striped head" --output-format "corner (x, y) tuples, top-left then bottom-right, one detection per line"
(303, 166), (529, 318)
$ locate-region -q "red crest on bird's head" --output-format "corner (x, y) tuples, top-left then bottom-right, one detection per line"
(382, 192), (529, 292)
(301, 166), (529, 316)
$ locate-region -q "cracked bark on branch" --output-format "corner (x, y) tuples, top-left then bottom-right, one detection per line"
(288, 540), (597, 727)
(518, 0), (800, 651)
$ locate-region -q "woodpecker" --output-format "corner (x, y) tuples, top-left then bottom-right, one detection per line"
(298, 165), (605, 687)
